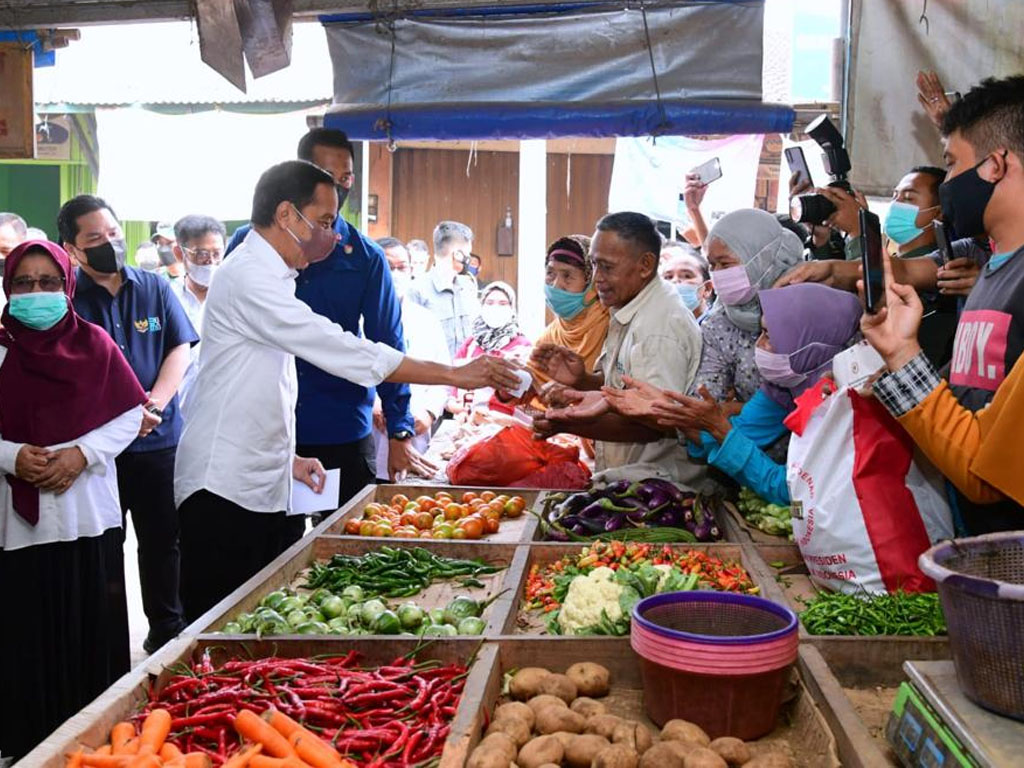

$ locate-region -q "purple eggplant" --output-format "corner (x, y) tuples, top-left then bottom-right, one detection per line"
(605, 479), (633, 496)
(547, 527), (571, 541)
(604, 515), (626, 532)
(693, 515), (716, 541)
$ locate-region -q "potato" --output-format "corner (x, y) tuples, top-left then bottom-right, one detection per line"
(466, 748), (513, 768)
(535, 705), (586, 735)
(570, 697), (607, 719)
(566, 662), (611, 697)
(564, 734), (611, 767)
(550, 731), (577, 750)
(639, 742), (690, 768)
(586, 714), (625, 739)
(683, 747), (728, 768)
(495, 701), (535, 731)
(476, 733), (518, 762)
(538, 765), (561, 768)
(528, 694), (569, 718)
(611, 721), (653, 755)
(485, 716), (531, 748)
(661, 720), (710, 747)
(517, 735), (565, 768)
(740, 753), (794, 768)
(538, 672), (578, 704)
(511, 667), (552, 701)
(709, 737), (751, 766)
(592, 743), (639, 768)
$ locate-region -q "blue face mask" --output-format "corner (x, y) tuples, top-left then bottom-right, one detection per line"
(8, 291), (69, 330)
(544, 283), (588, 320)
(674, 282), (702, 311)
(883, 201), (939, 245)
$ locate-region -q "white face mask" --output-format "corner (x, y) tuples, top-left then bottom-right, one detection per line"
(480, 303), (513, 329)
(391, 270), (411, 298)
(187, 261), (217, 287)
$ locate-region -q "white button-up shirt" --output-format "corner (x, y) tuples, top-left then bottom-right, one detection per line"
(595, 277), (704, 485)
(171, 277), (205, 410)
(174, 230), (405, 513)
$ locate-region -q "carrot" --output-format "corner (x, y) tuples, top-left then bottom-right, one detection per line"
(66, 748), (85, 768)
(288, 732), (345, 768)
(138, 709), (172, 755)
(183, 754), (214, 768)
(160, 742), (184, 761)
(111, 722), (136, 755)
(96, 745), (113, 756)
(120, 738), (140, 756)
(223, 744), (263, 768)
(235, 710), (294, 758)
(126, 756), (161, 768)
(81, 756), (129, 768)
(263, 708), (304, 741)
(250, 757), (314, 768)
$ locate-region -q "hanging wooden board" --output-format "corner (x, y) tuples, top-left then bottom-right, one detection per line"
(0, 42), (34, 159)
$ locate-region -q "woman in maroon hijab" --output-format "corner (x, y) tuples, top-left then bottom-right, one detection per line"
(0, 240), (147, 761)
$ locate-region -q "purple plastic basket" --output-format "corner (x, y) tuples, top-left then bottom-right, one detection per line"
(919, 532), (1024, 720)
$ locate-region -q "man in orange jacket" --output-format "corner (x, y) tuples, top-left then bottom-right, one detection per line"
(864, 75), (1024, 532)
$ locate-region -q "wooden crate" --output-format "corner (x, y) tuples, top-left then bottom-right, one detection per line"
(504, 542), (788, 635)
(717, 497), (795, 544)
(195, 535), (528, 637)
(464, 637), (842, 767)
(321, 483), (543, 543)
(18, 637), (492, 768)
(752, 543), (950, 685)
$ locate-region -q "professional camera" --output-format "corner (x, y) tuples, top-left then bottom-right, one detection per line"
(790, 114), (854, 225)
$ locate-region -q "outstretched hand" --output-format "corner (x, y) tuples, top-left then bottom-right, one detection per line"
(530, 343), (588, 388)
(858, 249), (924, 371)
(651, 386), (732, 443)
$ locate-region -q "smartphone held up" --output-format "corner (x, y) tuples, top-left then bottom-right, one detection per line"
(859, 208), (884, 314)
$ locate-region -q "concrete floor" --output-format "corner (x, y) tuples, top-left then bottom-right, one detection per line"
(123, 521), (149, 667)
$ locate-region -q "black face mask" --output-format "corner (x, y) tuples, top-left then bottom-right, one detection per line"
(939, 151), (1005, 239)
(83, 238), (127, 274)
(336, 183), (350, 209)
(157, 244), (176, 266)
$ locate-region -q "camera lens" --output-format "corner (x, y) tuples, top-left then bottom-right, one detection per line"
(790, 194), (836, 225)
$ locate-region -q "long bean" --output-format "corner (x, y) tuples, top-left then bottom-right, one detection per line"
(799, 590), (946, 636)
(305, 546), (504, 598)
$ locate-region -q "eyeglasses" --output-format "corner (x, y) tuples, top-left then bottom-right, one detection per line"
(181, 246), (224, 266)
(10, 276), (65, 294)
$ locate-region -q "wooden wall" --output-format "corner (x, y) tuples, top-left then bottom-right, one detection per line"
(389, 147), (520, 290)
(545, 152), (614, 249)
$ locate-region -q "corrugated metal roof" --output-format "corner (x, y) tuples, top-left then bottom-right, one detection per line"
(33, 20), (334, 106)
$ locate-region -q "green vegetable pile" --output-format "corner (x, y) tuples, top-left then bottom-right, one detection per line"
(221, 585), (504, 637)
(305, 545), (504, 598)
(736, 487), (793, 539)
(799, 590), (947, 636)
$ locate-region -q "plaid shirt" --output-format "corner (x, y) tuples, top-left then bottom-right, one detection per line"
(872, 351), (943, 417)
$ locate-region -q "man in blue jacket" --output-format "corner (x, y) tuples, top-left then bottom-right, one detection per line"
(226, 129), (429, 506)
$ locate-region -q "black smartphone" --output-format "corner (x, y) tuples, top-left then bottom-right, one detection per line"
(933, 219), (954, 265)
(784, 146), (814, 188)
(691, 157), (722, 185)
(859, 209), (884, 314)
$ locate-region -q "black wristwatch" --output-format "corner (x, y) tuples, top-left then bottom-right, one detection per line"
(391, 430), (414, 441)
(146, 403), (164, 419)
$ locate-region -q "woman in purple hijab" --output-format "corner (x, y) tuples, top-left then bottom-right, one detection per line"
(611, 283), (862, 505)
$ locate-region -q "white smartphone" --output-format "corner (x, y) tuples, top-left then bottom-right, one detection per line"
(691, 157), (722, 186)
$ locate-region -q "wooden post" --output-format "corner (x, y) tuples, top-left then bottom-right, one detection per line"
(196, 0), (246, 91)
(235, 0), (294, 78)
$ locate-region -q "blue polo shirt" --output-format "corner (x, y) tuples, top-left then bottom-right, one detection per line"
(226, 217), (413, 444)
(73, 265), (199, 453)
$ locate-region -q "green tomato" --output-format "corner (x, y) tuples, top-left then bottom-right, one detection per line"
(360, 599), (388, 628)
(255, 608), (286, 625)
(305, 610), (327, 624)
(443, 596), (482, 626)
(262, 590), (288, 610)
(327, 616), (351, 633)
(320, 595), (347, 619)
(222, 621), (243, 634)
(308, 588), (332, 606)
(347, 603), (364, 622)
(342, 585), (365, 602)
(396, 602), (425, 630)
(456, 617), (486, 635)
(295, 621), (329, 635)
(286, 609), (308, 628)
(423, 623), (457, 637)
(278, 596), (304, 615)
(429, 608), (446, 625)
(372, 610), (402, 635)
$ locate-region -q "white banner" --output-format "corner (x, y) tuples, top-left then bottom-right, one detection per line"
(96, 107), (311, 221)
(608, 134), (765, 226)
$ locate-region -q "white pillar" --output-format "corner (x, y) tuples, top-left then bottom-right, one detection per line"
(517, 139), (547, 340)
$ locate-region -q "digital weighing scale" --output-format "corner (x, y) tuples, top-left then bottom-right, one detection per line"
(886, 661), (1024, 767)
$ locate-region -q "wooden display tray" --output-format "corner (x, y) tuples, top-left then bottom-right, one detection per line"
(468, 637), (842, 767)
(18, 638), (492, 768)
(195, 535), (528, 637)
(754, 543), (950, 685)
(321, 483), (544, 544)
(504, 542), (788, 635)
(717, 497), (795, 544)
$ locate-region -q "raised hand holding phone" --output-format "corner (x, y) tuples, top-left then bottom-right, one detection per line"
(859, 208), (884, 314)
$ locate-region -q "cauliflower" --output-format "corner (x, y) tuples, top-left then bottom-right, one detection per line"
(653, 564), (674, 591)
(557, 566), (625, 634)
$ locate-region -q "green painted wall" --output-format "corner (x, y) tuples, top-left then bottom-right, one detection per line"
(0, 164), (61, 239)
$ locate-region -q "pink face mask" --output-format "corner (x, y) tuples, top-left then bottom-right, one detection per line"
(754, 346), (807, 388)
(288, 206), (338, 264)
(710, 265), (757, 306)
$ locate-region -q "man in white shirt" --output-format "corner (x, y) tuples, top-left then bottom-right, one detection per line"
(406, 221), (481, 357)
(174, 160), (519, 621)
(372, 238), (450, 480)
(531, 212), (705, 485)
(169, 215), (225, 410)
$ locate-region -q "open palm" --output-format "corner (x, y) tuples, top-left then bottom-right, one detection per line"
(530, 343), (587, 387)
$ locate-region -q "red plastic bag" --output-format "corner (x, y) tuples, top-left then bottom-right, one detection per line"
(446, 425), (589, 489)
